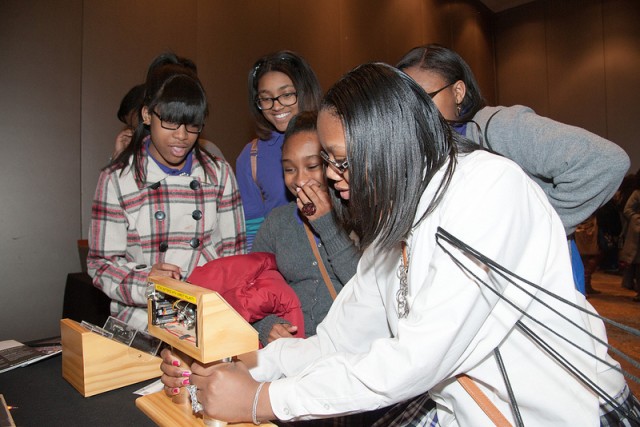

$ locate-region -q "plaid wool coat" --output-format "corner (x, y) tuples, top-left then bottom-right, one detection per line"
(88, 150), (246, 330)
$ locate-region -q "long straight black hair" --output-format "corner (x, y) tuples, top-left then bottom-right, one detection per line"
(321, 63), (472, 251)
(248, 50), (322, 140)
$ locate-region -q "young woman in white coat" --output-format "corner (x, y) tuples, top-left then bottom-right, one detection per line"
(159, 63), (635, 426)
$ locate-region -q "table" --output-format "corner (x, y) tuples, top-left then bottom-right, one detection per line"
(2, 354), (156, 426)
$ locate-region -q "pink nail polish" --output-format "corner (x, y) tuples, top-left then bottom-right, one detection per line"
(182, 371), (192, 377)
(182, 378), (190, 385)
(172, 388), (180, 394)
(172, 360), (180, 367)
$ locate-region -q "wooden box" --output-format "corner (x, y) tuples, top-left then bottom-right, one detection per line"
(146, 276), (258, 363)
(136, 392), (275, 427)
(60, 318), (162, 397)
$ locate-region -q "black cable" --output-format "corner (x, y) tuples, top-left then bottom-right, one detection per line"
(517, 321), (640, 424)
(433, 227), (640, 422)
(494, 348), (525, 427)
(435, 228), (640, 377)
(436, 227), (640, 339)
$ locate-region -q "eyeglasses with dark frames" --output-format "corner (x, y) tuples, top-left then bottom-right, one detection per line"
(320, 150), (349, 174)
(426, 82), (454, 98)
(152, 111), (204, 134)
(256, 92), (298, 111)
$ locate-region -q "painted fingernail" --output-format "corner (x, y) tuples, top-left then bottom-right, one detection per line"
(172, 360), (180, 367)
(172, 388), (180, 394)
(182, 378), (190, 385)
(182, 371), (192, 377)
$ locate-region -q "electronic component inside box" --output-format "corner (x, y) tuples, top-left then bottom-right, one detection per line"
(148, 284), (199, 346)
(145, 275), (258, 363)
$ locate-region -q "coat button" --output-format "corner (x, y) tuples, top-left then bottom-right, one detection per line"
(190, 180), (201, 190)
(189, 238), (200, 248)
(150, 182), (161, 190)
(192, 210), (203, 220)
(159, 242), (168, 252)
(155, 211), (166, 220)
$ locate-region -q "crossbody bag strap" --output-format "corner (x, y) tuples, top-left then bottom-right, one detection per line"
(303, 221), (338, 300)
(250, 138), (264, 201)
(456, 374), (513, 427)
(481, 109), (502, 151)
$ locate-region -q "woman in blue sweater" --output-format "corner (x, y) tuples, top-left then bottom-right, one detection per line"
(236, 51), (322, 250)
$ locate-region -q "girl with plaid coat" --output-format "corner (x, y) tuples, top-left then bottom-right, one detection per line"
(88, 55), (246, 330)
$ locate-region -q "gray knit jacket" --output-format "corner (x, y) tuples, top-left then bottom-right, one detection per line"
(467, 105), (630, 235)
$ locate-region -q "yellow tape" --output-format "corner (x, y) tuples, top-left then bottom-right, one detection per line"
(155, 284), (197, 305)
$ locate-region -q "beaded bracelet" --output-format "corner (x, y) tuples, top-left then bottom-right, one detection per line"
(252, 382), (265, 425)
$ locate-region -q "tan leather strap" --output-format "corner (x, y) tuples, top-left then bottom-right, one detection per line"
(250, 138), (264, 201)
(303, 222), (338, 300)
(457, 374), (512, 427)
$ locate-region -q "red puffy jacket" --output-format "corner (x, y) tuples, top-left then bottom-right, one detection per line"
(187, 252), (305, 339)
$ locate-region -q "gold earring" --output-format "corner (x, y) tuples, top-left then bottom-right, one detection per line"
(456, 103), (462, 117)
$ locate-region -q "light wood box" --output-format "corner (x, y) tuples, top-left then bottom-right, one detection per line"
(146, 276), (258, 363)
(136, 391), (275, 427)
(60, 318), (162, 397)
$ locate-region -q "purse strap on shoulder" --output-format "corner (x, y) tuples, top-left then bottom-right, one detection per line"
(457, 374), (513, 427)
(303, 221), (338, 300)
(250, 138), (264, 201)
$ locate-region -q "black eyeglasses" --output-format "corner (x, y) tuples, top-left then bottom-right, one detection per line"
(320, 150), (349, 174)
(152, 111), (204, 134)
(256, 92), (298, 111)
(427, 82), (454, 98)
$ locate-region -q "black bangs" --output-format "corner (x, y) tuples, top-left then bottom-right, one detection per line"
(152, 74), (208, 125)
(155, 100), (207, 125)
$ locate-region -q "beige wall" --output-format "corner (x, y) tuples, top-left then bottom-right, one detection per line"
(1, 0), (492, 341)
(0, 0), (83, 341)
(493, 0), (640, 172)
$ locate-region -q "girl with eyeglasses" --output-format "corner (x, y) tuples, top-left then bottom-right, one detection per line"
(160, 62), (635, 427)
(110, 54), (226, 162)
(88, 53), (246, 330)
(236, 50), (322, 250)
(397, 44), (630, 296)
(250, 111), (359, 347)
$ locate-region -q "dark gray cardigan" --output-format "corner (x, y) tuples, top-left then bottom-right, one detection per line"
(251, 202), (359, 346)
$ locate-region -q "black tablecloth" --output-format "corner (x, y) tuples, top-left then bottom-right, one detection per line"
(2, 354), (156, 426)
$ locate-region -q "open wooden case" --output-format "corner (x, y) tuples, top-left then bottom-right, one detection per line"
(60, 318), (162, 397)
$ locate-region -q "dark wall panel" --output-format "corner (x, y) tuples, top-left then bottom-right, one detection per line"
(449, 0), (495, 104)
(493, 2), (548, 115)
(603, 0), (640, 173)
(278, 0), (343, 100)
(493, 0), (638, 171)
(197, 0), (281, 162)
(340, 0), (395, 71)
(0, 0), (83, 341)
(546, 0), (607, 136)
(421, 0), (456, 48)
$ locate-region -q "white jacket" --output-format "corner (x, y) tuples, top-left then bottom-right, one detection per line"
(251, 151), (624, 425)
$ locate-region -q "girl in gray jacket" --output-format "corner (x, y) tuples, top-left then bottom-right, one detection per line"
(397, 44), (630, 294)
